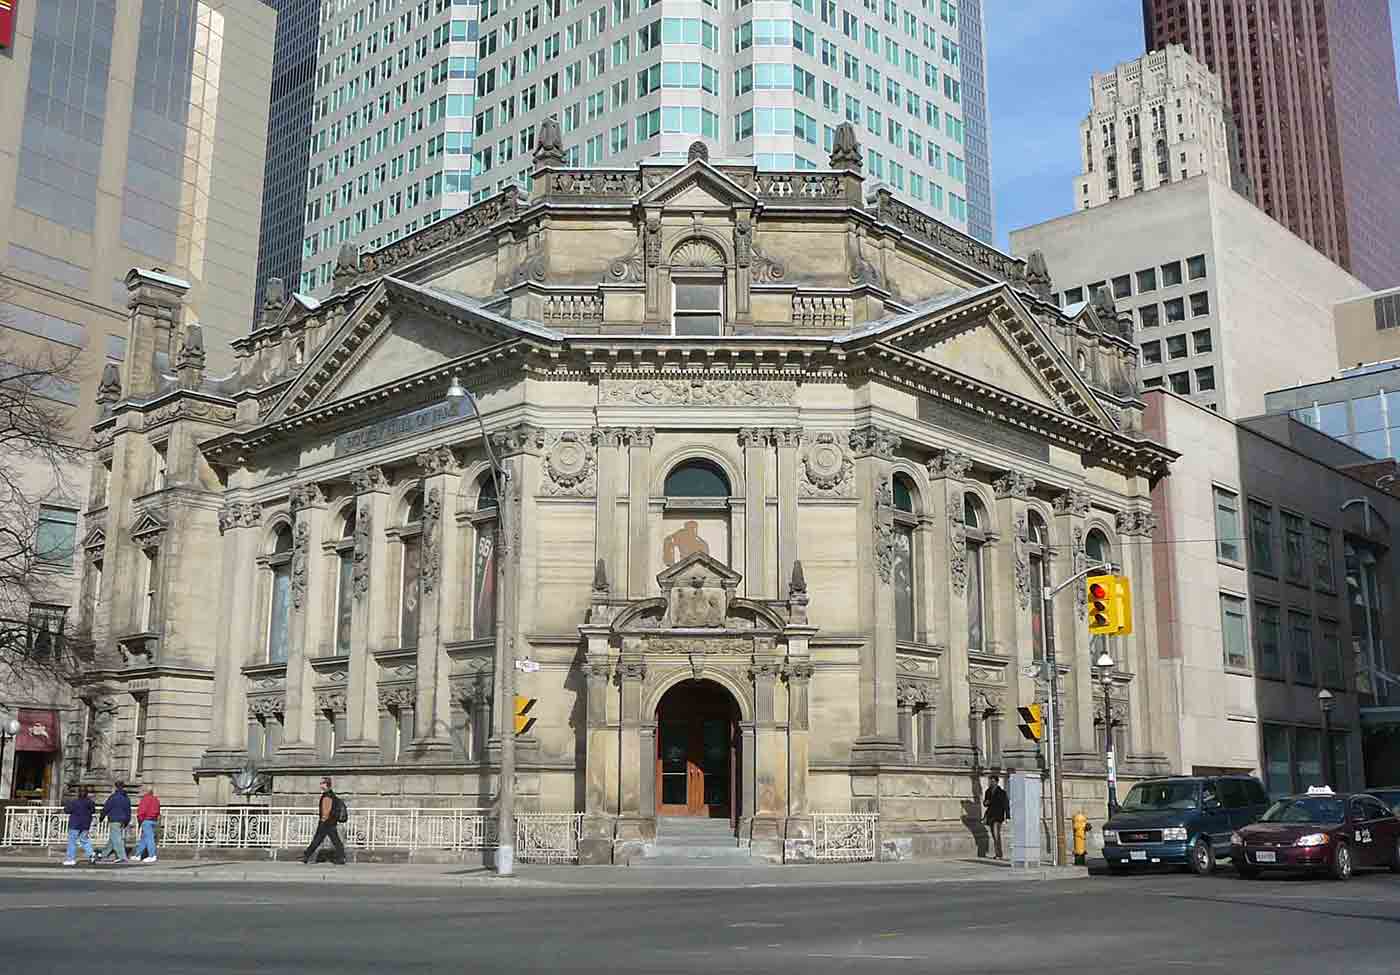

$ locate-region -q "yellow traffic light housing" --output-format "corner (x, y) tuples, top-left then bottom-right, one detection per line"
(513, 695), (537, 735)
(1017, 704), (1044, 742)
(1086, 574), (1133, 636)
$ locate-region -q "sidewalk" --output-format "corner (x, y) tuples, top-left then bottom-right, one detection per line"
(0, 855), (1087, 890)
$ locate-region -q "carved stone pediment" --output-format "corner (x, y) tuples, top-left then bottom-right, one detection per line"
(657, 552), (740, 628)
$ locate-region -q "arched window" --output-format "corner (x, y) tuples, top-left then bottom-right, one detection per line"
(399, 490), (424, 649)
(965, 493), (989, 652)
(1086, 528), (1113, 660)
(892, 474), (918, 643)
(662, 459), (732, 567)
(266, 525), (293, 664)
(470, 474), (499, 640)
(333, 506), (357, 655)
(1028, 512), (1052, 662)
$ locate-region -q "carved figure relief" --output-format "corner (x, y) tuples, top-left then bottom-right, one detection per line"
(874, 482), (896, 585)
(421, 488), (442, 594)
(928, 450), (974, 481)
(538, 430), (597, 497)
(1072, 526), (1087, 618)
(949, 491), (969, 597)
(1013, 512), (1030, 610)
(291, 522), (310, 610)
(799, 433), (854, 498)
(599, 378), (796, 407)
(352, 501), (372, 600)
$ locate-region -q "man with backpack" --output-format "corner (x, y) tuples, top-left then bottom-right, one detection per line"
(302, 776), (347, 865)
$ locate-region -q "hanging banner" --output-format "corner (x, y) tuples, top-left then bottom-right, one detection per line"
(0, 1), (15, 51)
(16, 709), (59, 752)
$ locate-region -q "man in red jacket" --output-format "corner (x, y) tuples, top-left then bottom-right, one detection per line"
(134, 784), (160, 863)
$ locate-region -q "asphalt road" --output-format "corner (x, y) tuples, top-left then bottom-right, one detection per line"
(2, 868), (1399, 974)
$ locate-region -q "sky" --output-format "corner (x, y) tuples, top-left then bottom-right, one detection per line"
(985, 0), (1400, 251)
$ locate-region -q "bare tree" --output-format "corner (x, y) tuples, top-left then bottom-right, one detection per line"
(0, 283), (93, 690)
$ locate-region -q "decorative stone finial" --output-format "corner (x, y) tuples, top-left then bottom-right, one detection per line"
(533, 115), (566, 168)
(592, 558), (609, 595)
(263, 277), (286, 316)
(829, 122), (862, 171)
(175, 323), (206, 389)
(789, 560), (808, 596)
(687, 141), (710, 163)
(1026, 250), (1053, 299)
(1091, 285), (1116, 321)
(97, 362), (123, 406)
(333, 243), (360, 290)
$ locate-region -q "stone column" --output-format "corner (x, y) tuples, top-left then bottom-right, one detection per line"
(341, 466), (392, 758)
(578, 637), (615, 865)
(774, 428), (802, 593)
(1052, 489), (1095, 763)
(749, 656), (786, 858)
(849, 425), (902, 760)
(595, 429), (625, 586)
(613, 654), (651, 856)
(210, 499), (261, 758)
(994, 471), (1037, 770)
(739, 428), (769, 598)
(625, 428), (656, 597)
(413, 447), (460, 755)
(927, 449), (976, 766)
(280, 483), (326, 762)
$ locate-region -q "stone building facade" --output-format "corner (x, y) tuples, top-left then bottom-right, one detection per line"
(72, 128), (1175, 862)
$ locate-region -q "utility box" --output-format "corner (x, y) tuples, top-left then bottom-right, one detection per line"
(1009, 771), (1042, 868)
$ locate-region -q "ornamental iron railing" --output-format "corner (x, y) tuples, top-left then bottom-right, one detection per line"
(515, 812), (583, 863)
(811, 812), (879, 862)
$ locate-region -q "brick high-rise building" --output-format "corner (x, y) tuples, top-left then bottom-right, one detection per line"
(1143, 0), (1400, 289)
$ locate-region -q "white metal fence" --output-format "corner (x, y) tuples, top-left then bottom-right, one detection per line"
(515, 813), (583, 863)
(811, 812), (879, 862)
(3, 806), (494, 854)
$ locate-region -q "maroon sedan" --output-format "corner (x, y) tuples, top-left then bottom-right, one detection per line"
(1231, 789), (1400, 880)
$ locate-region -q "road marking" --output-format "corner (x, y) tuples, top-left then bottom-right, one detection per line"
(729, 921), (781, 928)
(807, 953), (923, 961)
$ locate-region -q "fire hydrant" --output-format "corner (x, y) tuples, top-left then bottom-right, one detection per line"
(1073, 812), (1091, 865)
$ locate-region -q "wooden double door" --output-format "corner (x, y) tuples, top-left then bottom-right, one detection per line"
(655, 681), (739, 820)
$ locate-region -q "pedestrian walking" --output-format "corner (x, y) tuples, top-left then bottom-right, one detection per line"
(301, 776), (347, 865)
(133, 783), (161, 863)
(61, 786), (97, 866)
(983, 773), (1010, 859)
(98, 780), (132, 863)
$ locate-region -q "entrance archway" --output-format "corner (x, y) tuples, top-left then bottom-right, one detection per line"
(655, 680), (741, 821)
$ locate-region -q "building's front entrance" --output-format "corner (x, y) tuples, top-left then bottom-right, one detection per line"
(655, 681), (739, 820)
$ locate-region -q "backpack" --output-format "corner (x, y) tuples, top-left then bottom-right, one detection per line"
(332, 795), (348, 824)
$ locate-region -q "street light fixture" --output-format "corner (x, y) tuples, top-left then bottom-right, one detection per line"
(446, 375), (517, 877)
(1095, 650), (1118, 817)
(1317, 688), (1335, 789)
(0, 715), (21, 800)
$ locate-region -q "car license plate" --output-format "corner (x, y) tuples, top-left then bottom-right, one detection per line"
(1129, 850), (1147, 861)
(1255, 851), (1276, 864)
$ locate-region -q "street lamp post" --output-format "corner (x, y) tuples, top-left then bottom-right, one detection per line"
(1095, 650), (1118, 818)
(446, 375), (516, 877)
(1317, 688), (1335, 789)
(0, 715), (21, 800)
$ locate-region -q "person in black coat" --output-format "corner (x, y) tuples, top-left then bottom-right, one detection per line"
(983, 773), (1011, 859)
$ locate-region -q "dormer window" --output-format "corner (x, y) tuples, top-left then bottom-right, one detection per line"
(672, 279), (723, 336)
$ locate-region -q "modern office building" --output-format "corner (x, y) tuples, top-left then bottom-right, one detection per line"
(1142, 0), (1400, 289)
(956, 0), (991, 244)
(0, 0), (275, 802)
(1074, 46), (1238, 211)
(1010, 175), (1366, 419)
(299, 0), (982, 294)
(1334, 286), (1400, 372)
(255, 0), (322, 319)
(1264, 361), (1400, 466)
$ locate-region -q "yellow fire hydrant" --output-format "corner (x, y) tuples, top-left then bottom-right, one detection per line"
(1073, 812), (1091, 865)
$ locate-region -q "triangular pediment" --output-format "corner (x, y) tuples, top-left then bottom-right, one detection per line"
(129, 509), (168, 543)
(656, 551), (743, 590)
(640, 160), (760, 210)
(82, 524), (106, 551)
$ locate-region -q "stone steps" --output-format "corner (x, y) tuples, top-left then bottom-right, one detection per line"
(633, 817), (754, 867)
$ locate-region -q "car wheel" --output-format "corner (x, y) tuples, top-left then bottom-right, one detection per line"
(1235, 864), (1260, 880)
(1390, 838), (1400, 874)
(1330, 842), (1352, 881)
(1190, 837), (1215, 876)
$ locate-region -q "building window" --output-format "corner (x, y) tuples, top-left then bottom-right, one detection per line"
(266, 525), (293, 664)
(1213, 487), (1241, 562)
(1063, 286), (1084, 304)
(140, 547), (160, 631)
(1320, 620), (1344, 689)
(471, 475), (500, 641)
(1160, 260), (1182, 287)
(1345, 541), (1385, 701)
(1310, 523), (1334, 590)
(1168, 371), (1190, 394)
(1139, 304), (1160, 329)
(1295, 727), (1323, 790)
(964, 493), (988, 652)
(1143, 377), (1163, 388)
(1248, 501), (1275, 575)
(1191, 328), (1212, 353)
(1190, 291), (1210, 317)
(1376, 293), (1400, 331)
(1195, 367), (1215, 392)
(130, 694), (148, 779)
(662, 459), (732, 570)
(1028, 512), (1052, 662)
(35, 506), (78, 567)
(152, 443), (168, 491)
(1221, 593), (1249, 670)
(1141, 340), (1162, 364)
(1166, 334), (1188, 359)
(672, 279), (723, 336)
(1255, 603), (1282, 677)
(399, 490), (424, 649)
(1187, 254), (1207, 279)
(82, 700), (98, 773)
(1112, 275), (1132, 299)
(334, 507), (357, 654)
(1290, 611), (1314, 684)
(1281, 512), (1306, 583)
(892, 474), (918, 644)
(1164, 297), (1185, 322)
(1136, 267), (1157, 292)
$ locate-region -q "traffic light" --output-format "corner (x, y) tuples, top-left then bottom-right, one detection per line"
(513, 695), (537, 735)
(1086, 574), (1133, 636)
(1017, 704), (1044, 742)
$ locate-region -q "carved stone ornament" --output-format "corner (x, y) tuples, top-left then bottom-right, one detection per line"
(644, 215), (663, 267)
(1073, 526), (1087, 618)
(897, 678), (932, 708)
(97, 362), (123, 404)
(262, 279), (287, 317)
(350, 466), (391, 494)
(217, 502), (261, 535)
(416, 446), (459, 476)
(1094, 697), (1129, 727)
(1014, 512), (1031, 610)
(617, 661), (647, 683)
(874, 483), (897, 585)
(290, 482), (327, 511)
(734, 218), (752, 268)
(608, 225), (645, 283)
(748, 662), (782, 684)
(784, 661), (815, 682)
(247, 696), (283, 718)
(994, 471), (1037, 500)
(333, 242), (361, 289)
(788, 560), (808, 596)
(671, 238), (725, 268)
(643, 637), (750, 655)
(584, 660), (613, 685)
(315, 691), (348, 714)
(971, 687), (1004, 715)
(848, 425), (901, 460)
(1116, 508), (1157, 537)
(687, 140), (710, 163)
(928, 450), (974, 481)
(378, 685), (416, 710)
(599, 378), (796, 407)
(533, 114), (566, 167)
(420, 487), (442, 594)
(352, 501), (372, 600)
(829, 121), (862, 170)
(1053, 489), (1092, 517)
(538, 430), (597, 497)
(291, 522), (310, 610)
(1025, 250), (1053, 299)
(847, 231), (884, 288)
(949, 492), (969, 597)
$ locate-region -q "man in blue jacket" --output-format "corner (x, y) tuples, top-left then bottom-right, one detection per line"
(98, 780), (132, 863)
(62, 786), (97, 866)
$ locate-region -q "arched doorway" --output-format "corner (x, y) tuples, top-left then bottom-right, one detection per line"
(655, 680), (740, 821)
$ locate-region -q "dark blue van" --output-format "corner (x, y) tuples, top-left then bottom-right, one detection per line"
(1103, 774), (1270, 875)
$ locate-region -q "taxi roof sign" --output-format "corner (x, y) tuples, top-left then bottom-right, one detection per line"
(1305, 785), (1335, 795)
